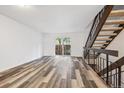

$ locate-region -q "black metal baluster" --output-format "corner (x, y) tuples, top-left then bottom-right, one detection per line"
(106, 54), (109, 84)
(111, 75), (113, 87)
(99, 57), (101, 71)
(113, 74), (116, 88)
(115, 68), (118, 87)
(93, 51), (95, 70)
(118, 66), (121, 88)
(98, 56), (99, 71)
(88, 50), (90, 64)
(103, 59), (105, 80)
(110, 62), (112, 86)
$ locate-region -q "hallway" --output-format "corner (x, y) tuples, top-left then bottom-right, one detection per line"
(0, 56), (107, 88)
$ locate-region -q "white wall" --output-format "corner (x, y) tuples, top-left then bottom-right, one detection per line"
(43, 32), (84, 57)
(107, 29), (124, 61)
(0, 14), (43, 72)
(100, 29), (124, 62)
(100, 29), (124, 87)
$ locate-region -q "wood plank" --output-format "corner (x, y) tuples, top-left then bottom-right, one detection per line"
(39, 83), (47, 88)
(60, 79), (66, 88)
(30, 77), (44, 88)
(89, 80), (98, 88)
(77, 60), (96, 88)
(88, 70), (107, 88)
(105, 20), (124, 25)
(92, 46), (105, 48)
(42, 68), (56, 83)
(0, 56), (108, 88)
(98, 33), (117, 37)
(66, 68), (71, 88)
(101, 27), (123, 31)
(8, 64), (46, 88)
(75, 69), (85, 88)
(71, 79), (79, 88)
(24, 69), (45, 88)
(96, 38), (112, 41)
(46, 74), (58, 88)
(109, 10), (124, 17)
(94, 42), (109, 45)
(7, 61), (50, 88)
(53, 75), (61, 88)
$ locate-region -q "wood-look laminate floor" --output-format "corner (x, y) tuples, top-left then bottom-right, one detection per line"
(0, 56), (108, 88)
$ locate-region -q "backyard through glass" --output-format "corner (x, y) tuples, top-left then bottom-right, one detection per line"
(55, 37), (71, 55)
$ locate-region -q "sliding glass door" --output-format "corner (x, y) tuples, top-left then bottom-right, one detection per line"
(55, 37), (71, 55)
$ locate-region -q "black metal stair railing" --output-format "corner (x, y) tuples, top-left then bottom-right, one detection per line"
(83, 47), (124, 88)
(98, 56), (124, 88)
(83, 5), (124, 88)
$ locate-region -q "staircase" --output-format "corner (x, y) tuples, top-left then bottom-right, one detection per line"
(85, 5), (124, 52)
(84, 5), (124, 88)
(93, 7), (124, 49)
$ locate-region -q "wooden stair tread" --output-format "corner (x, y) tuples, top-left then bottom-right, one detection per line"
(92, 46), (105, 48)
(96, 38), (112, 41)
(105, 20), (124, 25)
(94, 42), (109, 45)
(109, 10), (124, 17)
(98, 33), (117, 37)
(101, 27), (123, 31)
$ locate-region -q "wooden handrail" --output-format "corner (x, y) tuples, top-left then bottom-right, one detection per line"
(99, 56), (124, 76)
(84, 47), (118, 57)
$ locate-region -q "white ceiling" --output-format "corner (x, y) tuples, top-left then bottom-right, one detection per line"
(0, 5), (104, 33)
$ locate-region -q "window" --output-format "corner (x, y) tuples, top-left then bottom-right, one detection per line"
(55, 37), (71, 55)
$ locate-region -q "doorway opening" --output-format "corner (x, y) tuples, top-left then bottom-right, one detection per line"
(55, 37), (71, 55)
